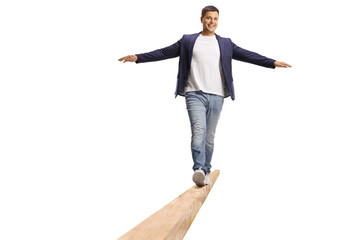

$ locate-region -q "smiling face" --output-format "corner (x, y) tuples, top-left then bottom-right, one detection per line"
(201, 11), (219, 36)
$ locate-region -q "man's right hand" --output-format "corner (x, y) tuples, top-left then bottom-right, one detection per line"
(118, 55), (138, 63)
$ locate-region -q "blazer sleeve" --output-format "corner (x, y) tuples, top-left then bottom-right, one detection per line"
(231, 40), (276, 69)
(136, 39), (181, 63)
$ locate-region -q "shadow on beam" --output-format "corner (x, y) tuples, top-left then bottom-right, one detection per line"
(118, 170), (220, 240)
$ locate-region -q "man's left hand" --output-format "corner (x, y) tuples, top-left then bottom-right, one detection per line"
(274, 61), (292, 68)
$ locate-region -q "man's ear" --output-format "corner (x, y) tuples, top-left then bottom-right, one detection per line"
(200, 16), (203, 23)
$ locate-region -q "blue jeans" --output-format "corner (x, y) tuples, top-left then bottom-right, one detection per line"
(185, 91), (224, 175)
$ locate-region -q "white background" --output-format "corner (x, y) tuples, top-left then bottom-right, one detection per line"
(1, 0), (359, 239)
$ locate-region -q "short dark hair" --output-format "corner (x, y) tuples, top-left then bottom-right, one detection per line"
(201, 5), (219, 17)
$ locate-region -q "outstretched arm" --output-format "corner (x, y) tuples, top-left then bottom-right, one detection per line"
(232, 42), (276, 68)
(135, 39), (181, 63)
(231, 40), (292, 69)
(118, 38), (182, 64)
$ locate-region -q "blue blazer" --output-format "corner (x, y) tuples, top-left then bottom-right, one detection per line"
(136, 32), (276, 100)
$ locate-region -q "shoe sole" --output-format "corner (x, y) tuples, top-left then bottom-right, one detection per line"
(193, 171), (205, 187)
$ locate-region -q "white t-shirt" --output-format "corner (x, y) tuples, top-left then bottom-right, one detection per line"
(185, 34), (226, 97)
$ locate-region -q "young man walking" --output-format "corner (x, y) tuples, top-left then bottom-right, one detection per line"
(119, 6), (291, 187)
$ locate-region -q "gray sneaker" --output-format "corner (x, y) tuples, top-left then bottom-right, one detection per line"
(193, 168), (205, 187)
(204, 174), (211, 185)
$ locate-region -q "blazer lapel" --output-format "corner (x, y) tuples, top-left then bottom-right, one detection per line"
(215, 34), (225, 62)
(188, 32), (201, 66)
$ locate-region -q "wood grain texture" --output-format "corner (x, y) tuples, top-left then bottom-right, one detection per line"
(118, 170), (220, 240)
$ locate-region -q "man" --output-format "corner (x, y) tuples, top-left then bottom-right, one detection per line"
(119, 6), (291, 187)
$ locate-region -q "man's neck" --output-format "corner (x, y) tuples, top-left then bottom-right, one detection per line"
(201, 31), (215, 37)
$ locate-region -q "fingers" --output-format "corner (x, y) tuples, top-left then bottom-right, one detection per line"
(283, 62), (292, 68)
(118, 55), (130, 63)
(118, 55), (137, 63)
(275, 61), (292, 68)
(118, 56), (127, 63)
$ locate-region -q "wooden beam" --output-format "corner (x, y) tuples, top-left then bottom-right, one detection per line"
(118, 170), (220, 240)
